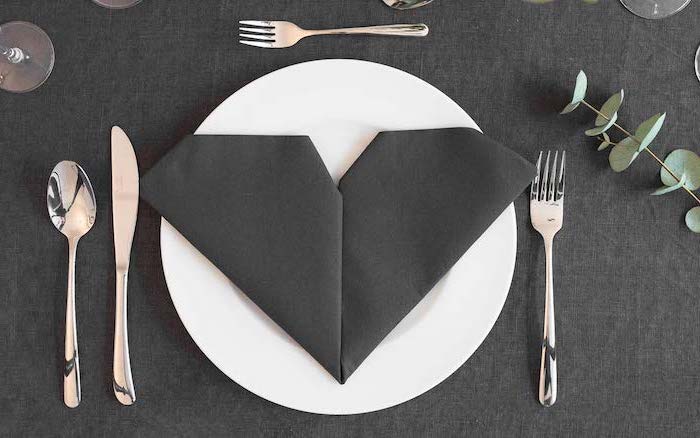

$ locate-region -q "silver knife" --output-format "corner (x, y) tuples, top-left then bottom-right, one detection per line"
(111, 126), (138, 406)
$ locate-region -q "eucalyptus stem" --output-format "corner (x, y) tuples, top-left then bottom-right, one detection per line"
(596, 136), (616, 146)
(581, 100), (700, 205)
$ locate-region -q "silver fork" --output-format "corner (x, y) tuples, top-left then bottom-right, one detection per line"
(239, 20), (429, 49)
(530, 150), (565, 407)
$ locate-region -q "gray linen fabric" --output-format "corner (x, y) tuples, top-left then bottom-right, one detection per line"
(1, 0), (699, 436)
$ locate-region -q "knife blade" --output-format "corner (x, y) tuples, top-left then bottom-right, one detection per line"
(111, 125), (138, 406)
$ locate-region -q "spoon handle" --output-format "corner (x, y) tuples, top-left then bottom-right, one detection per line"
(64, 239), (81, 408)
(113, 270), (136, 405)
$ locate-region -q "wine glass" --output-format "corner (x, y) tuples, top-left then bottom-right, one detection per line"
(619, 0), (692, 19)
(0, 21), (55, 93)
(92, 0), (142, 8)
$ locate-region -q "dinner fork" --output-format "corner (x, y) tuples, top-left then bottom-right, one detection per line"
(530, 150), (565, 407)
(238, 21), (429, 49)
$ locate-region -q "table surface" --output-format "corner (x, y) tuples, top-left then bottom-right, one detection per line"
(2, 1), (699, 436)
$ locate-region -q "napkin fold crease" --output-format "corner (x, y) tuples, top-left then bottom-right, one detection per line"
(141, 128), (535, 383)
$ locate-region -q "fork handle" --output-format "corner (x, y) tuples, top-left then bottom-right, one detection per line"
(308, 24), (429, 37)
(539, 237), (557, 407)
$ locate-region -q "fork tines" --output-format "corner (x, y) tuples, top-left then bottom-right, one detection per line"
(239, 20), (276, 48)
(531, 151), (566, 203)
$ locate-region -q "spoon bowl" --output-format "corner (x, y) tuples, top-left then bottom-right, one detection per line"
(48, 161), (96, 240)
(382, 0), (434, 10)
(47, 160), (96, 408)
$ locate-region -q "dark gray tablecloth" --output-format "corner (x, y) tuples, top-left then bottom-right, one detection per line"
(2, 0), (699, 436)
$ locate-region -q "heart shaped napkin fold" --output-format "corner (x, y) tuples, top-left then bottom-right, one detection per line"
(141, 128), (535, 383)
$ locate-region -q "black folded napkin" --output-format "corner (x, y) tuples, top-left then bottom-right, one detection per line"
(141, 128), (535, 383)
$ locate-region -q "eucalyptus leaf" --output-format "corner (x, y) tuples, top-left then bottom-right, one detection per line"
(651, 173), (687, 196)
(597, 132), (611, 150)
(585, 113), (618, 136)
(594, 90), (624, 126)
(609, 139), (639, 172)
(561, 102), (578, 114)
(686, 207), (700, 233)
(660, 149), (700, 190)
(561, 70), (587, 114)
(633, 113), (666, 152)
(617, 136), (637, 149)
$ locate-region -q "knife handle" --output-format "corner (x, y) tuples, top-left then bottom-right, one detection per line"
(113, 270), (136, 405)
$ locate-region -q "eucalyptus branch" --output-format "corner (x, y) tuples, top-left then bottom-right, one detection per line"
(560, 70), (700, 232)
(581, 100), (700, 205)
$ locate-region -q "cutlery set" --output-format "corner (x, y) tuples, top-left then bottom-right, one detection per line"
(47, 162), (96, 408)
(47, 126), (139, 408)
(46, 140), (569, 409)
(43, 0), (569, 409)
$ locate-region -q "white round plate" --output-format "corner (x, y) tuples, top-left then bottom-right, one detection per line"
(160, 60), (517, 415)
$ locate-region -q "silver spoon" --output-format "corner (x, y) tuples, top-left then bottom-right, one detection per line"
(382, 0), (434, 10)
(47, 161), (96, 408)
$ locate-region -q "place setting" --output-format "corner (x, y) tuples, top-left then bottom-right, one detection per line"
(5, 0), (700, 434)
(44, 57), (542, 413)
(37, 39), (542, 415)
(25, 0), (553, 414)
